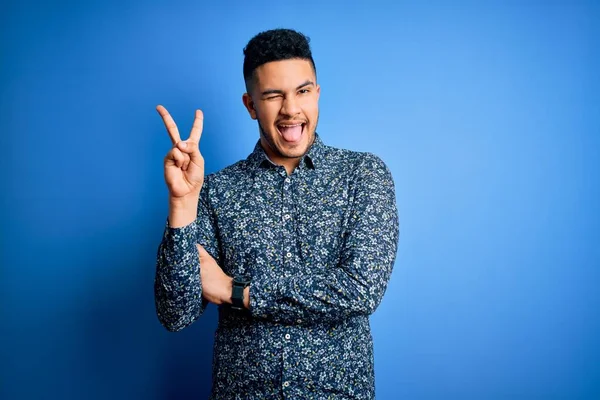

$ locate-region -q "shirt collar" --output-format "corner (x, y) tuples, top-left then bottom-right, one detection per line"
(246, 132), (326, 170)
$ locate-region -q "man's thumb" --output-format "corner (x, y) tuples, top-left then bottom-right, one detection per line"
(176, 140), (203, 163)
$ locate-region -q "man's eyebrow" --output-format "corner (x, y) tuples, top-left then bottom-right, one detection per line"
(261, 88), (284, 96)
(261, 80), (315, 97)
(296, 80), (315, 90)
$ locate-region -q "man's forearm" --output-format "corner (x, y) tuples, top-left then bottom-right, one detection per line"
(247, 254), (395, 325)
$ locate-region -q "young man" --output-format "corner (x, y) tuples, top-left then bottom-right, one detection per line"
(155, 28), (399, 399)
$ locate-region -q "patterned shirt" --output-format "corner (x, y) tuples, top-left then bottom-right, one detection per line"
(154, 133), (399, 399)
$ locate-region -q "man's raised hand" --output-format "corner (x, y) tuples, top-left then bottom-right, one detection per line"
(157, 105), (205, 200)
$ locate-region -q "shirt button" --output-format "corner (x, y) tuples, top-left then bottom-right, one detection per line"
(296, 319), (302, 324)
(285, 333), (291, 340)
(286, 252), (292, 258)
(283, 381), (290, 388)
(284, 214), (291, 220)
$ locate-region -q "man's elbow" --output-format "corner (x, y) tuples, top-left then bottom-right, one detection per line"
(354, 282), (389, 316)
(155, 297), (202, 332)
(357, 296), (382, 316)
(156, 310), (198, 332)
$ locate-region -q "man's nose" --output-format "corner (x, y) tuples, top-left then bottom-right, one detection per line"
(281, 96), (301, 117)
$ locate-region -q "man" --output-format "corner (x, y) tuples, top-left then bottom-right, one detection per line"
(154, 28), (399, 399)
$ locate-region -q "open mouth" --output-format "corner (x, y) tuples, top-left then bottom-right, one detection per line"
(277, 122), (306, 143)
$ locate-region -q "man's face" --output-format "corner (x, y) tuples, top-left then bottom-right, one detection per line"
(243, 59), (320, 165)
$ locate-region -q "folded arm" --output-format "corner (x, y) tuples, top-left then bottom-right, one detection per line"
(249, 154), (399, 325)
(154, 176), (220, 332)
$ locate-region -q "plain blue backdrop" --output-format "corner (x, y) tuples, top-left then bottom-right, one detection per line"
(1, 1), (599, 399)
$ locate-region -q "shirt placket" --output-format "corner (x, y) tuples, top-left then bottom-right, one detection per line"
(280, 168), (297, 397)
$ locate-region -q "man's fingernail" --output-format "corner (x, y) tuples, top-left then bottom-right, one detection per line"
(180, 142), (187, 148)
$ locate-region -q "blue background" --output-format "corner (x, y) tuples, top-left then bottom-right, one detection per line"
(1, 1), (599, 399)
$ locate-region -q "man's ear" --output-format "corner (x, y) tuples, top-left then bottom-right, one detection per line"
(242, 93), (257, 120)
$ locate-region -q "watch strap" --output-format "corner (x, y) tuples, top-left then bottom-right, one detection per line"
(231, 276), (251, 310)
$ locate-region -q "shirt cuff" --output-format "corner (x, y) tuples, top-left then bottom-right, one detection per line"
(161, 218), (198, 260)
(248, 272), (280, 319)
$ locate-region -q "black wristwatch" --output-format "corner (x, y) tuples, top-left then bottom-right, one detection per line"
(231, 275), (251, 311)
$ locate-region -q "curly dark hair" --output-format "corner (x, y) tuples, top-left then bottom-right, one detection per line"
(243, 28), (316, 90)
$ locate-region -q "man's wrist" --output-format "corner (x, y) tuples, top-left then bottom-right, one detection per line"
(168, 194), (199, 228)
(221, 277), (234, 305)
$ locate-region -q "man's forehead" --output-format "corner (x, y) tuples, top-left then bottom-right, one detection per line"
(254, 59), (315, 89)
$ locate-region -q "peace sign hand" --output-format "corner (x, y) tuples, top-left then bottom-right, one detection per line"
(157, 105), (205, 200)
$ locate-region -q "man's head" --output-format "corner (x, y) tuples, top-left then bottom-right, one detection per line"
(242, 29), (320, 169)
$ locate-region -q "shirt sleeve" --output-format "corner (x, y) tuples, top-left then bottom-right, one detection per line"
(249, 154), (399, 325)
(154, 175), (220, 332)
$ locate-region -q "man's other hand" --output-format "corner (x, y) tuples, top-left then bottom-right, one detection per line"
(197, 244), (232, 305)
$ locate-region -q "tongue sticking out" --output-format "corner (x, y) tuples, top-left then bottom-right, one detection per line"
(279, 124), (303, 142)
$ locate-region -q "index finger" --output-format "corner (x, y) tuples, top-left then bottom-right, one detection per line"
(188, 109), (204, 143)
(156, 105), (181, 145)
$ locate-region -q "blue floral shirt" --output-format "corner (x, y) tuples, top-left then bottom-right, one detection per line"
(155, 133), (399, 399)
